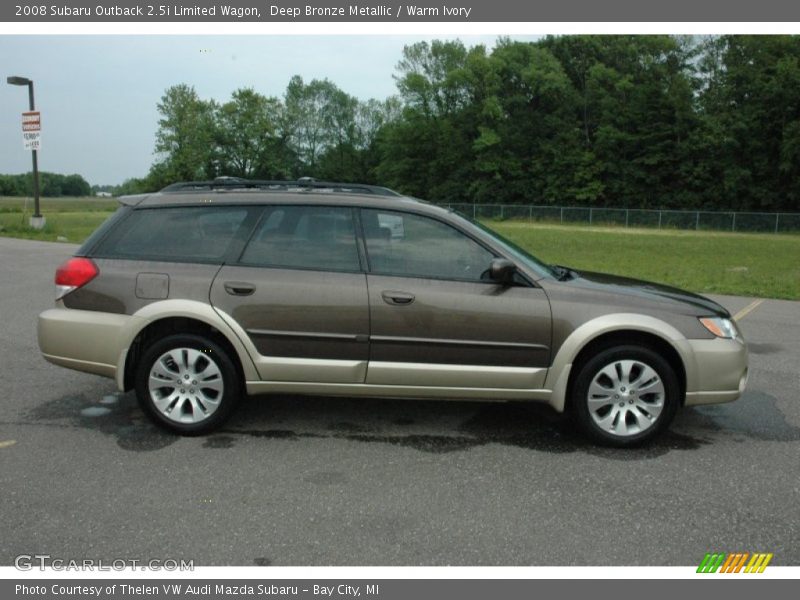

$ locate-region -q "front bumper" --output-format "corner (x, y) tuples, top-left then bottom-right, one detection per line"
(683, 336), (749, 406)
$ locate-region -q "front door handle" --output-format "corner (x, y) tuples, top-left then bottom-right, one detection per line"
(382, 291), (415, 306)
(224, 282), (256, 296)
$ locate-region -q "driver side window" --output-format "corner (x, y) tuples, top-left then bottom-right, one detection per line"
(361, 209), (494, 281)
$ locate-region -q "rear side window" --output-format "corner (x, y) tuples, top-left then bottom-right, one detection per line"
(94, 206), (249, 263)
(76, 205), (131, 256)
(240, 205), (360, 272)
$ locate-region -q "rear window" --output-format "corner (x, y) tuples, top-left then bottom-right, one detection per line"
(93, 206), (250, 263)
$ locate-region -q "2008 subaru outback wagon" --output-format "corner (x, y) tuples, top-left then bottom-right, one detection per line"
(38, 178), (748, 446)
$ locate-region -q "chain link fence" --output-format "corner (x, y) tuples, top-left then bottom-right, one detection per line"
(440, 204), (800, 234)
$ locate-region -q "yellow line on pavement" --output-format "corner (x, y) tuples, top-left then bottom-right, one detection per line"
(0, 440), (17, 449)
(734, 299), (764, 322)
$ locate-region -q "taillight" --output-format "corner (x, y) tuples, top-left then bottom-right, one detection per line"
(55, 257), (98, 300)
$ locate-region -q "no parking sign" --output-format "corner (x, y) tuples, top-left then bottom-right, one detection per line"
(22, 111), (41, 151)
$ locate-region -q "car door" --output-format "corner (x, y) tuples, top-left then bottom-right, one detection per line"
(360, 208), (552, 390)
(210, 204), (369, 384)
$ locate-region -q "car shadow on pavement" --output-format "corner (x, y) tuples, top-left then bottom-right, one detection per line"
(33, 388), (799, 459)
(26, 391), (179, 452)
(220, 396), (714, 460)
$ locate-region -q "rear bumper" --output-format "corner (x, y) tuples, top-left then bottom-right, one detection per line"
(38, 308), (132, 380)
(683, 336), (749, 406)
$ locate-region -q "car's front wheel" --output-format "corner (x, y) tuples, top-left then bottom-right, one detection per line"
(134, 333), (241, 435)
(571, 344), (679, 446)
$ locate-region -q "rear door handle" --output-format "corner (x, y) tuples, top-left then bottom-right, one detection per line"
(224, 282), (256, 296)
(381, 291), (415, 306)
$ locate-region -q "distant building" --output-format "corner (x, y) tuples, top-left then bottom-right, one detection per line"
(96, 191), (112, 197)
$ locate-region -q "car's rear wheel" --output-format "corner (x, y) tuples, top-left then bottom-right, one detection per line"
(571, 344), (679, 446)
(135, 333), (240, 435)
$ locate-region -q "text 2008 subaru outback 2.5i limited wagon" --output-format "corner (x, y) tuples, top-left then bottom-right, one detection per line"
(37, 179), (748, 446)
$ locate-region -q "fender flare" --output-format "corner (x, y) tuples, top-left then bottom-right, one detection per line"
(114, 299), (260, 389)
(545, 313), (695, 412)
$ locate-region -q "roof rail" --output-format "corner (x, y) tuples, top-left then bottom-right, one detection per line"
(160, 177), (402, 197)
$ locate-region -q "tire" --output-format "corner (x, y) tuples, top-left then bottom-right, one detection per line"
(134, 333), (241, 435)
(571, 344), (679, 447)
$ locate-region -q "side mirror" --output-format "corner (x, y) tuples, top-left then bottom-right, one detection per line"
(489, 258), (516, 285)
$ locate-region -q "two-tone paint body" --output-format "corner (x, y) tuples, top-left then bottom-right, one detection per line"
(38, 189), (748, 412)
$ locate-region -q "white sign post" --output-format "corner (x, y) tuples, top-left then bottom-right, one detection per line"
(22, 111), (41, 151)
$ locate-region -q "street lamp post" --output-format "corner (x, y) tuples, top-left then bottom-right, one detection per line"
(7, 75), (44, 229)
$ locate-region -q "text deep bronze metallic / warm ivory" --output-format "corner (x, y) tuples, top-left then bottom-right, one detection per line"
(37, 180), (748, 446)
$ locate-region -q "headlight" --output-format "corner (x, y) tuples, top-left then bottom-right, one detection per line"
(699, 316), (738, 339)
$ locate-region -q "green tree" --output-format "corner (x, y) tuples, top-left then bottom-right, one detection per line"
(698, 35), (800, 210)
(132, 36), (800, 211)
(215, 88), (281, 178)
(377, 40), (476, 201)
(61, 174), (91, 196)
(284, 76), (339, 173)
(151, 84), (217, 185)
(543, 35), (700, 207)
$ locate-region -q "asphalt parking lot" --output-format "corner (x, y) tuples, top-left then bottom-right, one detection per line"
(0, 236), (798, 566)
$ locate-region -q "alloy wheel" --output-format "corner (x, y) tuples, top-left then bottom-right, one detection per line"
(147, 347), (224, 424)
(586, 359), (665, 437)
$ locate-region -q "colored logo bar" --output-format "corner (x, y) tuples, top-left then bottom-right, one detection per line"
(697, 552), (773, 573)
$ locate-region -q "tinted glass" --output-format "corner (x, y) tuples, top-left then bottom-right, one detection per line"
(362, 209), (494, 281)
(240, 205), (360, 272)
(94, 207), (249, 262)
(463, 215), (556, 278)
(77, 205), (131, 256)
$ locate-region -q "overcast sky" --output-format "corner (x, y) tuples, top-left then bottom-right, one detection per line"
(0, 35), (537, 186)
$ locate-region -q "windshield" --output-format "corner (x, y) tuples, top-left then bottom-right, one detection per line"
(451, 212), (557, 279)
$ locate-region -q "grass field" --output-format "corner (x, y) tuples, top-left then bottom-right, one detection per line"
(491, 221), (800, 300)
(0, 197), (797, 300)
(0, 196), (116, 244)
